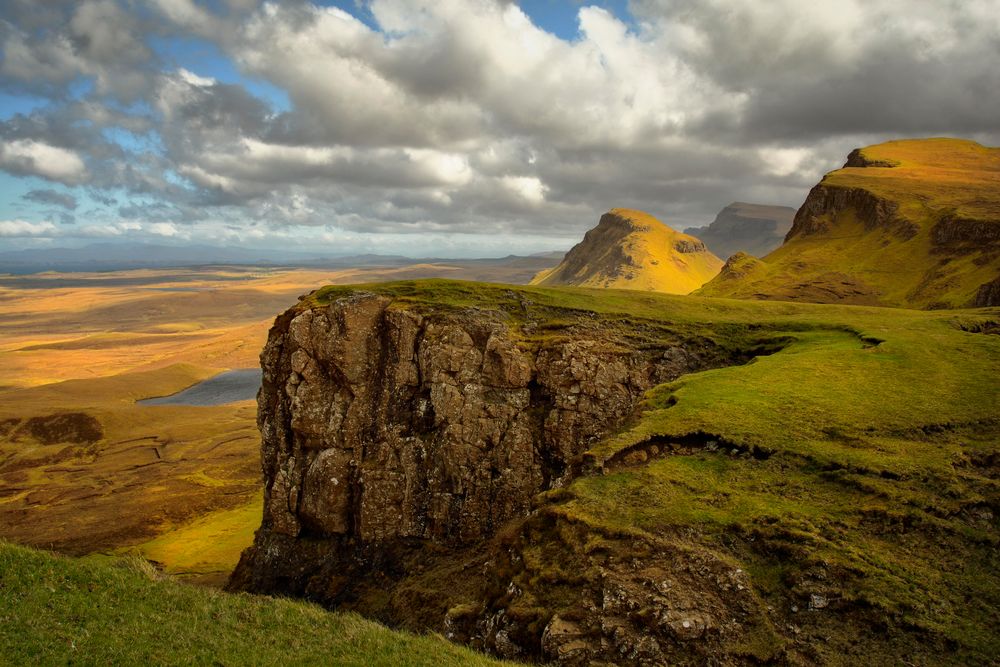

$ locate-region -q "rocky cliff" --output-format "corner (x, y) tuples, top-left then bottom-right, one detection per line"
(231, 281), (1000, 665)
(229, 286), (781, 663)
(531, 208), (723, 293)
(697, 138), (1000, 308)
(684, 202), (795, 259)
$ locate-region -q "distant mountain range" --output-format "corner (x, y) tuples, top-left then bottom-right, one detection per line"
(0, 243), (566, 275)
(684, 202), (796, 259)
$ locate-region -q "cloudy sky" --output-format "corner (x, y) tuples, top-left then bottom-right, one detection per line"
(1, 0), (999, 257)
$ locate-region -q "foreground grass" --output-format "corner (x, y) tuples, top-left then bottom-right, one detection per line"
(0, 541), (508, 666)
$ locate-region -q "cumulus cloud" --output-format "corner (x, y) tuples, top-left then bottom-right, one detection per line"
(1, 0), (999, 254)
(0, 139), (86, 184)
(0, 219), (59, 237)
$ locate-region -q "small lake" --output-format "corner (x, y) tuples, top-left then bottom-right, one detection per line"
(139, 369), (262, 407)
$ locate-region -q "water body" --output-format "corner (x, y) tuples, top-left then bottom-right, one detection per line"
(139, 369), (262, 407)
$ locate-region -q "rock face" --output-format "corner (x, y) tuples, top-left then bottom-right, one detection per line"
(531, 208), (723, 294)
(698, 138), (1000, 309)
(684, 202), (795, 259)
(229, 290), (757, 662)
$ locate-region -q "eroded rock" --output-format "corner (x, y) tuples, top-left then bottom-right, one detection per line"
(229, 291), (762, 663)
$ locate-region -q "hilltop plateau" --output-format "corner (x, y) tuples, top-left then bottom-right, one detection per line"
(699, 139), (1000, 308)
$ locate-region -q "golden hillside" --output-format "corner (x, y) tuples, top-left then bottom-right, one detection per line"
(698, 138), (1000, 308)
(532, 208), (723, 294)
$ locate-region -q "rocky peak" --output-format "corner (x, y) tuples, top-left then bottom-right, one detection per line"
(531, 208), (723, 293)
(697, 139), (1000, 308)
(843, 148), (900, 168)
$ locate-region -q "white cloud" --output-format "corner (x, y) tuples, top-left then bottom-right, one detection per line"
(0, 140), (87, 184)
(178, 68), (215, 87)
(0, 220), (58, 237)
(501, 176), (547, 204)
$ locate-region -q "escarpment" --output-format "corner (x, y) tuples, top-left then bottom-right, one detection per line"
(229, 289), (776, 660)
(231, 282), (1000, 665)
(698, 138), (1000, 308)
(785, 182), (915, 242)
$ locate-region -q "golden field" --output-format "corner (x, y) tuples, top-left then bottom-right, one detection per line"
(0, 260), (554, 585)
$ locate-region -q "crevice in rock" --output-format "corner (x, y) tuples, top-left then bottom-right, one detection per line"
(603, 432), (773, 472)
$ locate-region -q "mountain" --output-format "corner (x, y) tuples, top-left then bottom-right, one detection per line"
(684, 202), (796, 259)
(0, 243), (324, 273)
(698, 138), (1000, 308)
(0, 243), (566, 277)
(530, 208), (723, 293)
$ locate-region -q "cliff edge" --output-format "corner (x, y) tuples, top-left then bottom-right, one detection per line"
(229, 281), (1000, 665)
(697, 138), (1000, 308)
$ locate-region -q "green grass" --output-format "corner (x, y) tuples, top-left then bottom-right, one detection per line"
(301, 280), (999, 660)
(130, 497), (263, 587)
(0, 541), (509, 667)
(7, 278), (994, 663)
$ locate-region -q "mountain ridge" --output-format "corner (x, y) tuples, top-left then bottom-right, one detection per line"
(698, 138), (1000, 308)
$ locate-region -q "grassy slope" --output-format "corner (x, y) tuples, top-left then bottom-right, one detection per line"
(131, 497), (263, 587)
(0, 365), (261, 557)
(532, 208), (724, 293)
(0, 541), (508, 666)
(306, 280), (1000, 661)
(698, 138), (1000, 308)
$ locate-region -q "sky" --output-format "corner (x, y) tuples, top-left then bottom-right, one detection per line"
(1, 0), (999, 257)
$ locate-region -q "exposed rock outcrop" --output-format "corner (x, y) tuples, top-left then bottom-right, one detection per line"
(229, 290), (773, 663)
(786, 184), (916, 242)
(531, 208), (723, 294)
(973, 275), (1000, 307)
(231, 293), (732, 591)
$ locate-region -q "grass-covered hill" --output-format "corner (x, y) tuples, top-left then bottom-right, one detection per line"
(531, 208), (723, 293)
(285, 280), (1000, 664)
(698, 138), (1000, 309)
(0, 540), (507, 666)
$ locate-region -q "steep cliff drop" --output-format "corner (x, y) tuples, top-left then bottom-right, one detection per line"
(530, 208), (723, 293)
(697, 138), (1000, 308)
(229, 286), (784, 663)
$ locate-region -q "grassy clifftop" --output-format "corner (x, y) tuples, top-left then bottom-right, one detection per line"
(699, 138), (1000, 308)
(300, 279), (1000, 663)
(0, 540), (507, 666)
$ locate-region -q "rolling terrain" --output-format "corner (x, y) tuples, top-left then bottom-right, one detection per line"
(699, 139), (1000, 308)
(531, 208), (723, 293)
(230, 279), (999, 665)
(0, 257), (561, 585)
